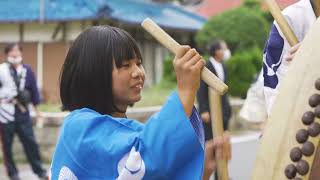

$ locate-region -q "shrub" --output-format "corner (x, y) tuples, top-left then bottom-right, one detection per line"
(162, 54), (176, 83)
(226, 47), (263, 98)
(196, 7), (269, 53)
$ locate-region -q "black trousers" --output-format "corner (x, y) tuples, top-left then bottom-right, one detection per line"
(0, 110), (45, 177)
(203, 118), (229, 141)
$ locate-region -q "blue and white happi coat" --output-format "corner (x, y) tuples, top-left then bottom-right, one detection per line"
(263, 0), (317, 115)
(50, 91), (205, 180)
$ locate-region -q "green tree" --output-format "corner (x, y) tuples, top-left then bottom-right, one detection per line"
(243, 0), (261, 10)
(196, 7), (269, 53)
(225, 47), (263, 97)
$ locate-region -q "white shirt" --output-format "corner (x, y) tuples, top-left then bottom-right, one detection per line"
(239, 70), (267, 122)
(210, 57), (224, 81)
(0, 63), (27, 123)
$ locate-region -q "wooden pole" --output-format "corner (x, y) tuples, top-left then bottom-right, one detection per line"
(264, 0), (299, 46)
(209, 88), (229, 180)
(141, 18), (228, 95)
(312, 0), (320, 17)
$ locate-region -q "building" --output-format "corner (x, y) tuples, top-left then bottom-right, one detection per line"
(187, 0), (298, 18)
(0, 0), (206, 103)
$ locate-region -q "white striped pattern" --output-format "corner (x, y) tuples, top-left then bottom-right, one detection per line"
(0, 63), (27, 123)
(58, 166), (78, 180)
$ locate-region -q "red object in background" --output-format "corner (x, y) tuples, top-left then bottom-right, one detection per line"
(195, 0), (298, 18)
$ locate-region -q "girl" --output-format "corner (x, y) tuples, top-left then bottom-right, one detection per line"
(50, 25), (206, 180)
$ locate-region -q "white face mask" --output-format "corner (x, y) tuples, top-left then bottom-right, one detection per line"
(223, 49), (231, 61)
(7, 56), (22, 65)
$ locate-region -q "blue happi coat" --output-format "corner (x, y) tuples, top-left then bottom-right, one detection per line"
(50, 91), (205, 180)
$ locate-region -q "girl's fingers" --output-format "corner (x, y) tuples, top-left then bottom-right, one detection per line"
(176, 45), (191, 59)
(213, 136), (224, 159)
(181, 48), (197, 63)
(191, 59), (205, 71)
(185, 54), (202, 67)
(205, 140), (215, 160)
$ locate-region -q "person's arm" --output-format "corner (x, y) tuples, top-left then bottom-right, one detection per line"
(197, 63), (215, 123)
(174, 46), (205, 117)
(26, 66), (43, 126)
(202, 133), (232, 180)
(197, 80), (209, 112)
(136, 45), (206, 177)
(203, 140), (216, 180)
(137, 92), (205, 179)
(26, 66), (41, 106)
(263, 23), (291, 115)
(197, 79), (210, 123)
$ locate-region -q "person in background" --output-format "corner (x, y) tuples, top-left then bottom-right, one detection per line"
(0, 43), (47, 180)
(197, 40), (232, 141)
(263, 0), (317, 115)
(197, 40), (232, 180)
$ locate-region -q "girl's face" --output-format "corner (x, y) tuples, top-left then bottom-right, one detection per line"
(112, 58), (145, 111)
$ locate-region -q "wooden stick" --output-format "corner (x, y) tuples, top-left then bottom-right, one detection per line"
(310, 142), (320, 179)
(141, 18), (228, 95)
(312, 0), (320, 17)
(264, 0), (299, 46)
(209, 88), (229, 180)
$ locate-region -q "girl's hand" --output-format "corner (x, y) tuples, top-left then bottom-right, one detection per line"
(174, 46), (205, 116)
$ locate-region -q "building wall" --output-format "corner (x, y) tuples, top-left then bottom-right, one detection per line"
(137, 39), (170, 86)
(43, 42), (69, 103)
(25, 23), (61, 42)
(0, 24), (20, 42)
(0, 21), (190, 103)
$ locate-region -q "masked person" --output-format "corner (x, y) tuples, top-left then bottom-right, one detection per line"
(263, 0), (318, 115)
(197, 40), (232, 140)
(0, 43), (47, 180)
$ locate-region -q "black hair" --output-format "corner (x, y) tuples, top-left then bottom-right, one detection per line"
(208, 40), (222, 57)
(60, 26), (142, 115)
(4, 43), (22, 55)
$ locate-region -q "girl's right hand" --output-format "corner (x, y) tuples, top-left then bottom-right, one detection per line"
(173, 45), (205, 116)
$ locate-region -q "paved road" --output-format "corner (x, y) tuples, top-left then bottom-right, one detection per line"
(228, 132), (260, 180)
(0, 132), (261, 180)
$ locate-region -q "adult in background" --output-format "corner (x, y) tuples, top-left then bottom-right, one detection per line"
(197, 40), (232, 141)
(0, 43), (47, 180)
(263, 0), (317, 115)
